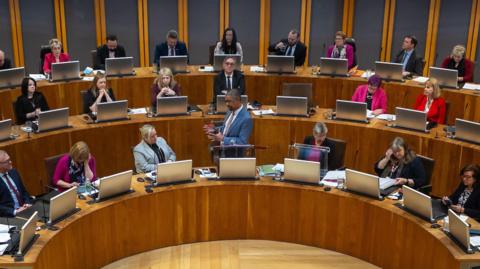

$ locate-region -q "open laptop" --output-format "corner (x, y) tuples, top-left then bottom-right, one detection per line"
(156, 96), (189, 116)
(218, 158), (257, 180)
(283, 158), (321, 185)
(154, 160), (194, 186)
(50, 61), (81, 82)
(275, 96), (308, 117)
(96, 100), (128, 123)
(282, 83), (313, 108)
(448, 209), (475, 253)
(345, 169), (388, 199)
(319, 57), (348, 77)
(266, 55), (295, 74)
(92, 170), (133, 202)
(429, 67), (458, 89)
(48, 186), (80, 225)
(0, 119), (12, 142)
(394, 107), (427, 132)
(159, 56), (188, 73)
(455, 118), (480, 145)
(105, 57), (134, 77)
(375, 61), (403, 82)
(216, 95), (248, 114)
(335, 100), (368, 123)
(0, 67), (25, 89)
(37, 107), (70, 133)
(16, 211), (38, 257)
(214, 54), (242, 72)
(402, 185), (447, 223)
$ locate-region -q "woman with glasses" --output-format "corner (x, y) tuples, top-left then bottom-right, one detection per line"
(442, 164), (480, 219)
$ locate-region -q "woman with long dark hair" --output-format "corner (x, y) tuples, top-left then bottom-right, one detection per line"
(214, 28), (243, 61)
(15, 77), (49, 124)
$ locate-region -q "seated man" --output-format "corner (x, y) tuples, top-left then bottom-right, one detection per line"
(95, 34), (126, 70)
(393, 35), (423, 77)
(204, 89), (253, 146)
(268, 29), (307, 66)
(212, 57), (245, 103)
(0, 150), (32, 217)
(0, 50), (12, 70)
(153, 30), (188, 67)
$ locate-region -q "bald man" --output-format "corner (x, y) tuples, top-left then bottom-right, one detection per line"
(0, 50), (12, 70)
(0, 150), (31, 217)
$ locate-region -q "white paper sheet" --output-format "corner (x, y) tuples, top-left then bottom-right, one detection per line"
(463, 83), (480, 90)
(252, 109), (275, 116)
(198, 66), (214, 72)
(412, 76), (429, 83)
(471, 236), (480, 247)
(376, 114), (396, 121)
(250, 66), (265, 72)
(129, 108), (147, 114)
(29, 74), (46, 81)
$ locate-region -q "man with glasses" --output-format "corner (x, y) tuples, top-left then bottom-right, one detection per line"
(212, 56), (245, 103)
(0, 150), (32, 217)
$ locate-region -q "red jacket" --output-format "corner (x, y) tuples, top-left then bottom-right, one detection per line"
(413, 94), (446, 124)
(43, 52), (70, 74)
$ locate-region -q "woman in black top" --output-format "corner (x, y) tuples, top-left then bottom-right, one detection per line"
(83, 73), (115, 114)
(15, 77), (49, 124)
(442, 164), (480, 220)
(374, 137), (426, 189)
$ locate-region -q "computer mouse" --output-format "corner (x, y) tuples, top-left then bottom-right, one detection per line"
(78, 194), (86, 200)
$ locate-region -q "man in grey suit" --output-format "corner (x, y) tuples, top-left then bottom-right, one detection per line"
(133, 124), (176, 173)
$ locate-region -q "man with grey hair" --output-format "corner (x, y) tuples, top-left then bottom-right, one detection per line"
(0, 50), (12, 70)
(153, 30), (189, 66)
(298, 122), (338, 170)
(268, 29), (307, 66)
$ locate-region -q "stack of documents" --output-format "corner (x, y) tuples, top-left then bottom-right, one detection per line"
(29, 74), (47, 81)
(463, 83), (480, 90)
(321, 170), (346, 187)
(252, 109), (274, 116)
(412, 76), (429, 83)
(379, 177), (396, 190)
(250, 66), (265, 72)
(257, 165), (276, 176)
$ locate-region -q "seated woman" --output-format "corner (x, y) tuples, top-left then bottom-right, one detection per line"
(351, 74), (387, 116)
(413, 78), (446, 124)
(53, 141), (97, 192)
(298, 122), (336, 170)
(442, 164), (480, 220)
(326, 31), (354, 70)
(374, 137), (426, 189)
(15, 77), (49, 125)
(440, 45), (474, 83)
(133, 124), (176, 173)
(151, 67), (181, 109)
(83, 73), (116, 114)
(214, 28), (243, 61)
(43, 38), (70, 74)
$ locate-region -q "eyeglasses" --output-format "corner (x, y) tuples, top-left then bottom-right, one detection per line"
(225, 62), (235, 66)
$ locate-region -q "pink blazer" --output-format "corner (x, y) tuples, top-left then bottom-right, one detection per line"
(327, 44), (354, 69)
(53, 154), (97, 192)
(351, 84), (387, 113)
(43, 52), (70, 74)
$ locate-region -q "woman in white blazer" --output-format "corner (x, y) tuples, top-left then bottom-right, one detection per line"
(133, 124), (176, 173)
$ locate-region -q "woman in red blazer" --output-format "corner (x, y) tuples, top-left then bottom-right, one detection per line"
(440, 45), (474, 83)
(414, 78), (446, 124)
(43, 38), (70, 74)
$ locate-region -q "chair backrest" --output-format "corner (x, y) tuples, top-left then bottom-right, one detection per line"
(328, 137), (347, 170)
(44, 153), (64, 187)
(208, 44), (216, 65)
(39, 45), (51, 73)
(417, 154), (435, 186)
(345, 37), (357, 67)
(444, 101), (451, 125)
(91, 49), (98, 68)
(81, 90), (89, 114)
(12, 101), (18, 125)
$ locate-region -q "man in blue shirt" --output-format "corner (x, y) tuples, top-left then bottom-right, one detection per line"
(394, 35), (423, 76)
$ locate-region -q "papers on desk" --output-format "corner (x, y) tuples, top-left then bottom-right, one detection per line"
(198, 66), (214, 72)
(463, 83), (480, 90)
(250, 66), (265, 72)
(367, 110), (375, 119)
(379, 177), (396, 190)
(258, 165), (276, 176)
(376, 114), (396, 121)
(321, 170), (346, 187)
(0, 224), (11, 233)
(82, 76), (95, 81)
(361, 71), (375, 78)
(0, 243), (8, 255)
(273, 163), (284, 173)
(129, 108), (147, 114)
(0, 233), (10, 244)
(29, 74), (47, 81)
(471, 236), (480, 247)
(412, 76), (429, 83)
(252, 109), (275, 116)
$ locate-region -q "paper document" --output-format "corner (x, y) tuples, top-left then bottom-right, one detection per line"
(323, 170), (346, 180)
(0, 224), (11, 233)
(29, 74), (46, 81)
(0, 243), (8, 255)
(82, 76), (94, 81)
(471, 236), (480, 247)
(0, 233), (10, 243)
(361, 71), (375, 78)
(379, 177), (397, 190)
(412, 76), (429, 83)
(273, 163), (284, 173)
(199, 66), (214, 72)
(129, 108), (147, 114)
(463, 83), (480, 90)
(252, 109), (274, 116)
(367, 110), (375, 119)
(376, 114), (396, 121)
(250, 66), (265, 72)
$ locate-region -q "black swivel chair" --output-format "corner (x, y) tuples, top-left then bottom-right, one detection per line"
(39, 45), (52, 74)
(328, 138), (347, 170)
(208, 44), (217, 65)
(345, 37), (357, 68)
(43, 153), (64, 197)
(417, 154), (434, 195)
(91, 50), (99, 69)
(80, 90), (89, 114)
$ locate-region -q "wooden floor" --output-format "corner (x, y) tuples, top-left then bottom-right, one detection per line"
(102, 240), (380, 269)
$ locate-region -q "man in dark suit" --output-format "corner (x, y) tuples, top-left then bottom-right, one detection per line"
(0, 50), (12, 70)
(0, 150), (32, 217)
(268, 29), (307, 66)
(95, 34), (127, 70)
(153, 30), (189, 66)
(394, 35), (423, 76)
(212, 57), (245, 103)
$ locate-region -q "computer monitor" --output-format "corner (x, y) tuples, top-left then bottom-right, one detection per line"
(429, 67), (458, 89)
(345, 169), (382, 199)
(37, 107), (70, 133)
(218, 158), (257, 179)
(159, 56), (188, 73)
(216, 95), (248, 114)
(335, 100), (368, 123)
(49, 186), (79, 225)
(394, 107), (427, 132)
(96, 100), (128, 123)
(105, 57), (134, 77)
(0, 119), (12, 142)
(156, 96), (189, 116)
(266, 55), (295, 74)
(213, 54), (242, 72)
(455, 118), (480, 145)
(275, 96), (308, 117)
(155, 160), (194, 186)
(448, 209), (473, 253)
(375, 61), (403, 82)
(319, 57), (348, 77)
(50, 61), (81, 82)
(17, 211), (38, 256)
(0, 67), (25, 89)
(283, 158), (320, 185)
(96, 170), (133, 202)
(402, 185), (447, 223)
(282, 83), (313, 108)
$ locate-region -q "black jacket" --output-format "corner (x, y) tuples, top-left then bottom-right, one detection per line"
(449, 184), (480, 221)
(394, 49), (423, 76)
(15, 92), (50, 125)
(213, 70), (245, 103)
(153, 41), (189, 65)
(83, 88), (116, 114)
(268, 39), (307, 66)
(374, 156), (426, 189)
(0, 58), (12, 70)
(0, 169), (31, 218)
(95, 45), (127, 70)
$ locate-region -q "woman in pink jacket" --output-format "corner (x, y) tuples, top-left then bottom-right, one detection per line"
(43, 38), (70, 74)
(351, 74), (387, 116)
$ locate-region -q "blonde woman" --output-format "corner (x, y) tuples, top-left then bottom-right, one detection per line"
(43, 38), (70, 74)
(133, 124), (176, 173)
(440, 45), (474, 82)
(83, 73), (116, 113)
(151, 67), (182, 108)
(413, 78), (446, 124)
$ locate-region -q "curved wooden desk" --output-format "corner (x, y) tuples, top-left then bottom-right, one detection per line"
(0, 177), (478, 269)
(2, 66), (480, 125)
